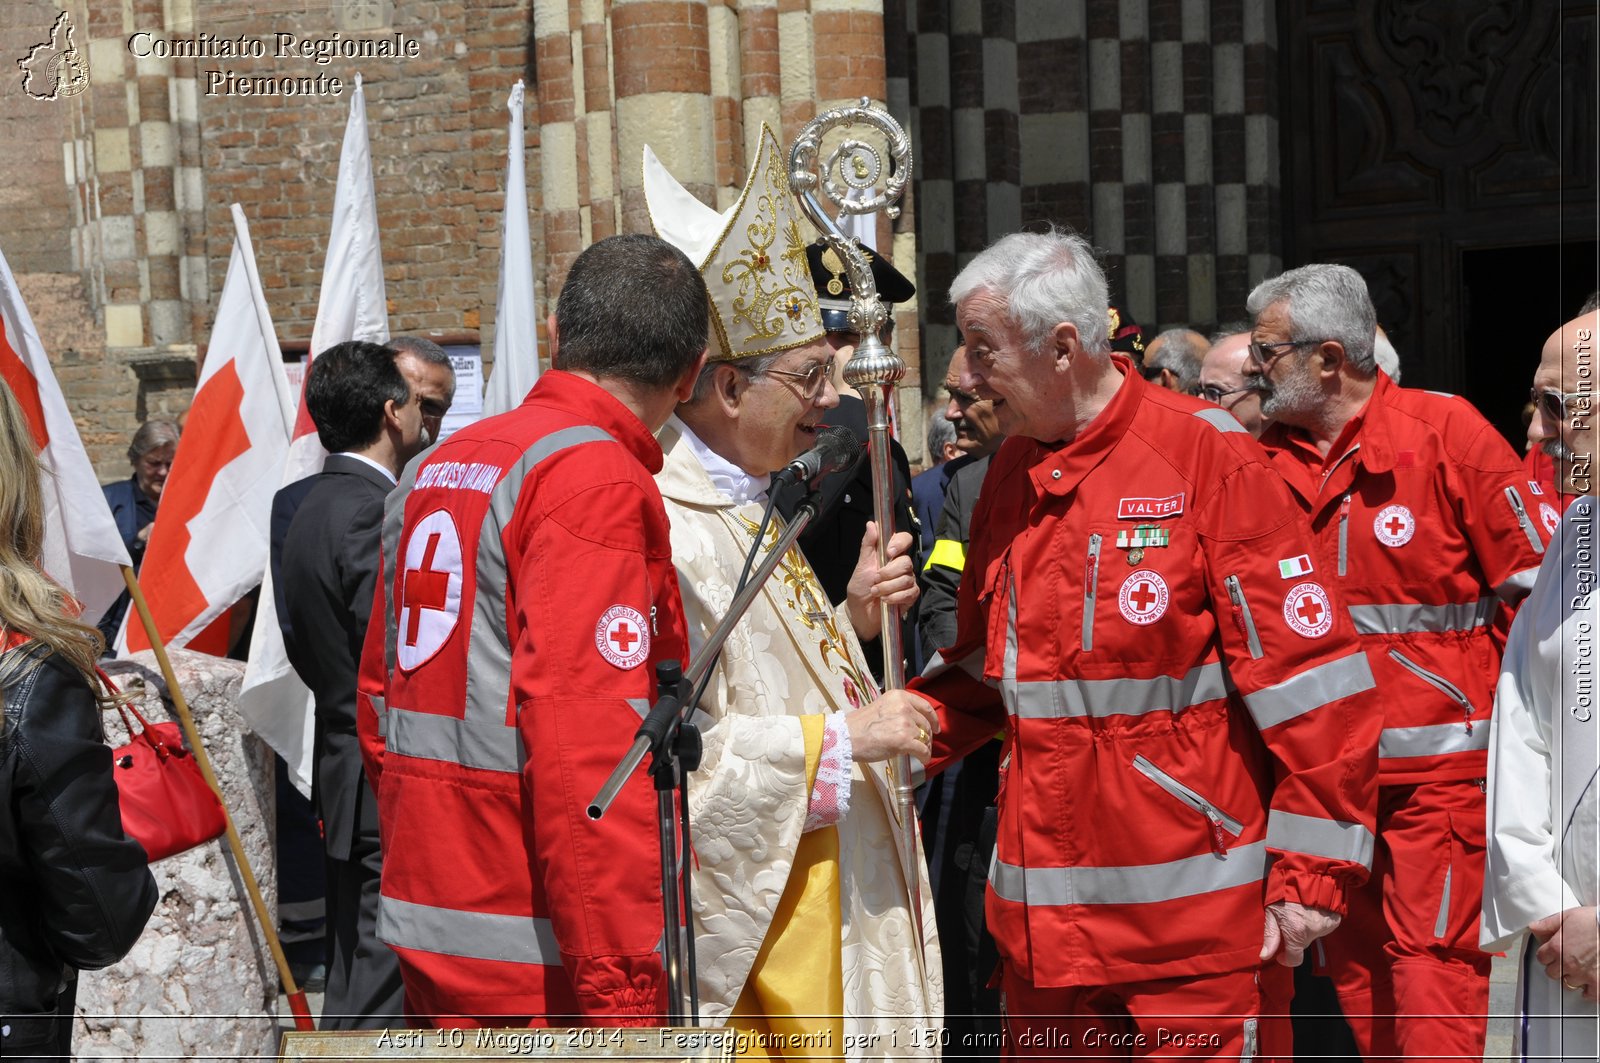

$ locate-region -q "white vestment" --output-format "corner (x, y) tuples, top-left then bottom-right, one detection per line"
(654, 422), (941, 1054)
(1483, 495), (1600, 1060)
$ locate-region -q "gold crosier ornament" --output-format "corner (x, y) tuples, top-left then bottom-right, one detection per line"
(788, 98), (928, 966)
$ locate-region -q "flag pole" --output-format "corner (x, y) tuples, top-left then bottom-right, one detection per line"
(121, 565), (316, 1031)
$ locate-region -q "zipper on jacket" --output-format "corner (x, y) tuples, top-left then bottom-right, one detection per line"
(1225, 574), (1264, 659)
(1504, 486), (1545, 555)
(1133, 754), (1244, 856)
(1388, 648), (1476, 734)
(1082, 534), (1102, 652)
(1337, 494), (1352, 577)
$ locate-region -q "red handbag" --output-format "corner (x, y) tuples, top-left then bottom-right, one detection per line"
(108, 696), (228, 862)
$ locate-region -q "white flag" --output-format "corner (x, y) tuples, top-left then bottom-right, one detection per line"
(240, 73), (389, 793)
(481, 80), (539, 418)
(121, 205), (294, 656)
(0, 246), (132, 624)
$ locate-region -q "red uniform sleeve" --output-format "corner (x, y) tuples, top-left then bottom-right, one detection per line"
(1450, 418), (1549, 604)
(911, 465), (1010, 775)
(513, 478), (682, 1022)
(1196, 458), (1381, 915)
(355, 570), (389, 793)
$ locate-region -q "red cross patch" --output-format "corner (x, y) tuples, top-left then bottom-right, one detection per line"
(1373, 504), (1415, 548)
(596, 604), (650, 670)
(1283, 581), (1334, 639)
(397, 510), (464, 671)
(1540, 502), (1560, 536)
(1118, 570), (1170, 625)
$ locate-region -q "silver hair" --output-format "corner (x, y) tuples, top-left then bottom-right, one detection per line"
(949, 227), (1110, 357)
(1211, 321), (1252, 345)
(1246, 264), (1377, 375)
(1373, 330), (1401, 382)
(1146, 328), (1208, 393)
(924, 408), (956, 459)
(127, 419), (180, 464)
(687, 352), (784, 405)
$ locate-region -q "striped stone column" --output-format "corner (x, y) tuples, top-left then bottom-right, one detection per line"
(533, 0), (584, 288)
(580, 0), (618, 243)
(1087, 0), (1128, 311)
(1211, 0), (1250, 320)
(1242, 0), (1281, 286)
(1180, 0), (1219, 327)
(611, 0), (716, 234)
(738, 0), (783, 161)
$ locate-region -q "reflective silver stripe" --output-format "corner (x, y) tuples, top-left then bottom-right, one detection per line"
(467, 426), (616, 727)
(1433, 865), (1452, 938)
(1243, 651), (1374, 730)
(1497, 566), (1539, 599)
(1082, 534), (1101, 653)
(1505, 487), (1546, 556)
(1192, 407), (1247, 433)
(1266, 809), (1374, 868)
(386, 706), (524, 774)
(1003, 570), (1019, 683)
(989, 841), (1267, 906)
(378, 896), (560, 965)
(1003, 662), (1228, 720)
(627, 697), (649, 721)
(1379, 721), (1490, 760)
(372, 693), (388, 737)
(1348, 599), (1493, 635)
(921, 647), (985, 682)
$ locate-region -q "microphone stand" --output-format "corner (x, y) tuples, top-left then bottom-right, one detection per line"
(589, 489), (826, 1025)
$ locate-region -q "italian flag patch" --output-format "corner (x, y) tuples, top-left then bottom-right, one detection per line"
(1278, 554), (1314, 578)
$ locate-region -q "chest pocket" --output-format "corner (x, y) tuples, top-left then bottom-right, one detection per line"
(1074, 522), (1204, 670)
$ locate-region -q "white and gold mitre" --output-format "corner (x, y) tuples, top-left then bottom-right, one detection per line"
(643, 125), (824, 363)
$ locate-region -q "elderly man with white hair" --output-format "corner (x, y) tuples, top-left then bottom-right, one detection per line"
(909, 228), (1380, 1056)
(1246, 262), (1549, 1060)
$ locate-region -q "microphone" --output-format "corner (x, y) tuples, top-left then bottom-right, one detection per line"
(772, 425), (863, 487)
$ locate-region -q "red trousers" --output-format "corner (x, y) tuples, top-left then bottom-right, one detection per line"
(1000, 962), (1293, 1060)
(1316, 778), (1491, 1063)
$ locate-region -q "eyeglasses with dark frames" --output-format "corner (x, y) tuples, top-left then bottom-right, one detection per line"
(1197, 382), (1261, 404)
(1247, 338), (1328, 372)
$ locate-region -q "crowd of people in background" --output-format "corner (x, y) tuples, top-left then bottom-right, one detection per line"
(4, 200), (1596, 1060)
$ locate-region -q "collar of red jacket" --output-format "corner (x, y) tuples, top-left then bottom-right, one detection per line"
(1263, 369), (1400, 483)
(1022, 353), (1145, 499)
(519, 369), (667, 475)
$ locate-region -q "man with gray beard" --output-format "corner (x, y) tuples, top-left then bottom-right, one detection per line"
(1246, 263), (1549, 1060)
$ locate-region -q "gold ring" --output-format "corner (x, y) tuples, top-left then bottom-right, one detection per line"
(916, 726), (929, 745)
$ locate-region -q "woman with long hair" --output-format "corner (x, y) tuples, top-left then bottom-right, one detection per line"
(0, 377), (157, 1060)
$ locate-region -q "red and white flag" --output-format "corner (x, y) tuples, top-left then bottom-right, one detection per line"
(0, 244), (132, 624)
(119, 205), (294, 655)
(481, 80), (539, 418)
(239, 72), (389, 792)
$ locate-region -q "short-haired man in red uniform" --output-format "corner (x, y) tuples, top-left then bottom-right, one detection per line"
(1244, 263), (1548, 1060)
(356, 234), (709, 1025)
(911, 228), (1380, 1056)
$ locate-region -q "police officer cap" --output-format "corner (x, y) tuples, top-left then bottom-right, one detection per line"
(1107, 303), (1146, 360)
(805, 238), (916, 334)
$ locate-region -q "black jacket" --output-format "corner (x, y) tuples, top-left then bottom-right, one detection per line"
(918, 453), (990, 657)
(277, 455), (391, 860)
(0, 644), (157, 1058)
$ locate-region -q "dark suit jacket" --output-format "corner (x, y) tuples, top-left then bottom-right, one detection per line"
(774, 394), (921, 676)
(268, 475), (318, 646)
(277, 455), (390, 861)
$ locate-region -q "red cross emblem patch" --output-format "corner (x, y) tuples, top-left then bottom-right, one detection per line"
(1373, 504), (1415, 548)
(1540, 502), (1560, 536)
(596, 604), (651, 670)
(397, 510), (464, 671)
(1283, 581), (1334, 639)
(1118, 570), (1170, 625)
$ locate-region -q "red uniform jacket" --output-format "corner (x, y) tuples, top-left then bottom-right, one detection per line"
(1257, 374), (1547, 785)
(356, 371), (689, 1025)
(912, 361), (1379, 988)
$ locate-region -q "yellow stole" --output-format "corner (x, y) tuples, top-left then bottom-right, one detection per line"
(728, 712), (845, 1059)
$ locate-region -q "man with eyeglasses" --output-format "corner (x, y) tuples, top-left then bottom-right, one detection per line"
(277, 338), (454, 1028)
(909, 229), (1379, 1057)
(641, 129), (942, 1039)
(1197, 327), (1267, 438)
(1482, 309), (1600, 1061)
(1244, 263), (1548, 1060)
